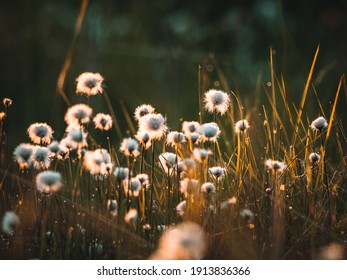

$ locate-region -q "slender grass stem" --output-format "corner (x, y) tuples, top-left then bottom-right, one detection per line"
(149, 140), (155, 226)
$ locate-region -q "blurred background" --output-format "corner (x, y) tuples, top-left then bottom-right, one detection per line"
(1, 0), (347, 150)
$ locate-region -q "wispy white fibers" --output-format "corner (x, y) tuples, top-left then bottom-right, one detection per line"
(32, 146), (53, 170)
(36, 170), (63, 195)
(139, 113), (167, 140)
(235, 119), (250, 133)
(159, 152), (181, 175)
(76, 72), (104, 96)
(64, 104), (93, 126)
(27, 122), (54, 145)
(199, 122), (221, 142)
(310, 116), (328, 132)
(134, 104), (155, 122)
(150, 222), (206, 260)
(166, 131), (186, 148)
(119, 138), (140, 157)
(204, 89), (230, 115)
(83, 149), (113, 176)
(93, 113), (113, 131)
(13, 143), (34, 170)
(2, 211), (20, 235)
(265, 159), (287, 173)
(182, 121), (201, 144)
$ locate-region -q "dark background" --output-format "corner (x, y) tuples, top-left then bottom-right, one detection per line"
(1, 0), (347, 148)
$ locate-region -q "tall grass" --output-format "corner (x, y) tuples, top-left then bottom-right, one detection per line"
(0, 47), (347, 260)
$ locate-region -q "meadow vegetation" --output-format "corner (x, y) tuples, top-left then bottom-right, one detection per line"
(0, 46), (346, 260)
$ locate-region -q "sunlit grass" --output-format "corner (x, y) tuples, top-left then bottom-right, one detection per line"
(0, 47), (347, 260)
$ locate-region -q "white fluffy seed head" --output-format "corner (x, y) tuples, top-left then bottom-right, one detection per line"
(199, 122), (221, 142)
(107, 199), (118, 217)
(166, 131), (186, 147)
(120, 138), (140, 157)
(176, 200), (187, 217)
(193, 148), (211, 163)
(240, 208), (254, 223)
(235, 119), (250, 133)
(3, 98), (13, 108)
(134, 104), (155, 122)
(150, 222), (207, 260)
(64, 104), (93, 126)
(309, 152), (321, 164)
(204, 89), (230, 115)
(2, 211), (20, 235)
(135, 130), (152, 150)
(93, 113), (113, 131)
(209, 166), (226, 180)
(182, 121), (201, 141)
(27, 122), (54, 145)
(83, 149), (113, 175)
(32, 146), (53, 170)
(201, 182), (216, 194)
(310, 116), (328, 131)
(265, 159), (287, 173)
(180, 178), (199, 197)
(129, 178), (142, 197)
(36, 171), (63, 195)
(13, 143), (35, 170)
(124, 208), (138, 224)
(159, 152), (181, 175)
(113, 167), (129, 181)
(76, 72), (104, 96)
(139, 113), (167, 140)
(136, 173), (149, 188)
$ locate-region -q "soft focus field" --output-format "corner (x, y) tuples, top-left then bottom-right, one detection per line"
(1, 1), (347, 260)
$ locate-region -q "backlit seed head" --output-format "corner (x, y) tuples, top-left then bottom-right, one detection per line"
(13, 143), (35, 170)
(310, 116), (328, 132)
(235, 119), (250, 133)
(124, 208), (138, 224)
(93, 113), (113, 131)
(309, 152), (321, 164)
(114, 167), (129, 181)
(199, 122), (221, 143)
(159, 152), (181, 175)
(176, 200), (187, 216)
(204, 89), (230, 115)
(193, 148), (211, 163)
(139, 113), (167, 140)
(136, 173), (150, 188)
(32, 146), (53, 170)
(150, 222), (206, 260)
(36, 170), (63, 195)
(209, 166), (226, 180)
(135, 130), (152, 150)
(120, 138), (140, 157)
(201, 182), (216, 194)
(2, 212), (20, 235)
(107, 199), (118, 217)
(134, 104), (155, 122)
(166, 131), (186, 147)
(265, 159), (286, 173)
(182, 121), (201, 140)
(27, 122), (54, 145)
(64, 104), (93, 126)
(83, 149), (113, 176)
(265, 188), (272, 195)
(240, 208), (254, 223)
(76, 72), (104, 96)
(3, 98), (13, 108)
(180, 178), (199, 197)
